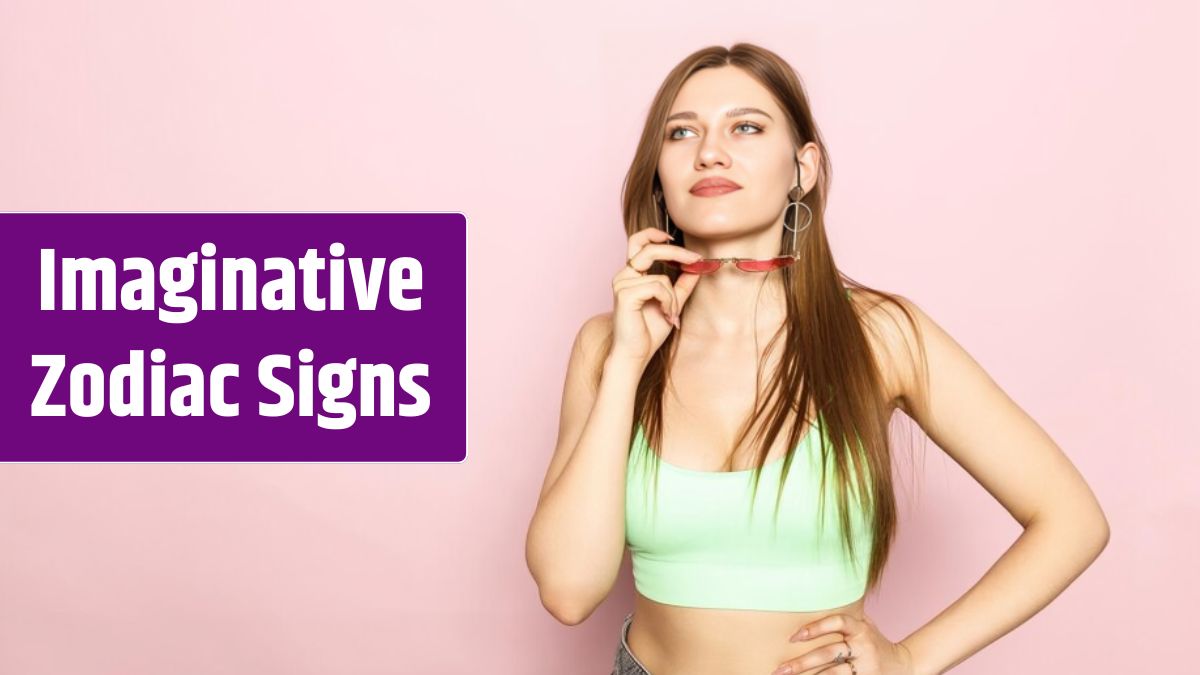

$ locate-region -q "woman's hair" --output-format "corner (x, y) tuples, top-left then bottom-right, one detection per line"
(600, 43), (930, 598)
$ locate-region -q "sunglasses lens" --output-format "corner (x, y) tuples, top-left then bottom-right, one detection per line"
(737, 257), (795, 272)
(685, 260), (721, 274)
(667, 259), (720, 274)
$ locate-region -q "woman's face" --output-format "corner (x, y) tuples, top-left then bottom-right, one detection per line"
(658, 66), (815, 251)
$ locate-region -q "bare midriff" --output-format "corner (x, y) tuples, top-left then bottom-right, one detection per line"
(625, 590), (867, 675)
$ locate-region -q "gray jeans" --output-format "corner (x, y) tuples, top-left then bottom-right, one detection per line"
(611, 612), (653, 674)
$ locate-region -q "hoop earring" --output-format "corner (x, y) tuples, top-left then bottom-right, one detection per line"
(783, 185), (812, 256)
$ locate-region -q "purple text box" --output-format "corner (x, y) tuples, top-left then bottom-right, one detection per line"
(0, 212), (467, 462)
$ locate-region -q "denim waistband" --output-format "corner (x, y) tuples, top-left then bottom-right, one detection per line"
(613, 612), (652, 675)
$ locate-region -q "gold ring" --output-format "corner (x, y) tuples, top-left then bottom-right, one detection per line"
(626, 258), (644, 275)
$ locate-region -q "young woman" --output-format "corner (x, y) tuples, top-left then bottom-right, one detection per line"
(525, 43), (1109, 675)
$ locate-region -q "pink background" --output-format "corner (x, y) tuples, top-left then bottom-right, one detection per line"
(1, 1), (1196, 673)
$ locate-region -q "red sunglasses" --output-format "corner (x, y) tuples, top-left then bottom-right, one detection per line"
(665, 254), (798, 275)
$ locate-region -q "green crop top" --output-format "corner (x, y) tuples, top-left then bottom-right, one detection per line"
(624, 413), (873, 612)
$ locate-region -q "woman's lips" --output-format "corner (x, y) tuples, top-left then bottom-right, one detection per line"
(690, 185), (742, 197)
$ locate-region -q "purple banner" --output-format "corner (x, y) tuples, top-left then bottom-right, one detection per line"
(0, 212), (467, 462)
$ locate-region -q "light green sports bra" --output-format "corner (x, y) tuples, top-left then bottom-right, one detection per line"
(624, 413), (874, 612)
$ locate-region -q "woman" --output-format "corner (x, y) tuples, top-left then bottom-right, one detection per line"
(525, 43), (1109, 675)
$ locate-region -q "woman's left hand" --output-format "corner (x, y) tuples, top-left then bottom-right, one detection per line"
(770, 612), (915, 675)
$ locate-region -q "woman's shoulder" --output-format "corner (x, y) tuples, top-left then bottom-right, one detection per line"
(846, 285), (918, 325)
(845, 286), (924, 410)
(577, 311), (615, 354)
(580, 310), (613, 334)
(571, 311), (616, 388)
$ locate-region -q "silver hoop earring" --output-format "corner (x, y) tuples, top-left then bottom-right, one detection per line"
(783, 187), (812, 255)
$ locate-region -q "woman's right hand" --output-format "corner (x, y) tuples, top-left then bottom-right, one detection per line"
(608, 227), (704, 369)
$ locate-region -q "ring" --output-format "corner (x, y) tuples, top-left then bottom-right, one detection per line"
(626, 257), (644, 275)
(834, 643), (854, 664)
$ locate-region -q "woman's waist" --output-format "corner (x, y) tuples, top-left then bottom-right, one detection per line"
(627, 591), (865, 674)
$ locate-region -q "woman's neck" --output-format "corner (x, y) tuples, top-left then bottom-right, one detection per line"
(679, 271), (789, 341)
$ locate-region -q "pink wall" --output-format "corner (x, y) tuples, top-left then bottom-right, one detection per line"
(1, 1), (1195, 672)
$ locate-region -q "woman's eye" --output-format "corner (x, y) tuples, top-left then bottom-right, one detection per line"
(667, 123), (762, 141)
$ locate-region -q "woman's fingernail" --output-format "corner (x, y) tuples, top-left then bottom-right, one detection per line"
(772, 667), (791, 675)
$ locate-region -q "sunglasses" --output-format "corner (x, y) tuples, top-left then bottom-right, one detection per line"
(664, 254), (798, 275)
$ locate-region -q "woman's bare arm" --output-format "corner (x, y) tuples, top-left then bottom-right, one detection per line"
(525, 311), (645, 625)
(873, 296), (1111, 675)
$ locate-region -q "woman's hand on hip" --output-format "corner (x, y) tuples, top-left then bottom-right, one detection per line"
(772, 611), (915, 675)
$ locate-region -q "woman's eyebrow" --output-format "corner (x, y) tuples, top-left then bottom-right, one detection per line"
(665, 107), (774, 123)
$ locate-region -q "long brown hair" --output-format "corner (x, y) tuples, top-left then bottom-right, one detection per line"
(600, 43), (930, 597)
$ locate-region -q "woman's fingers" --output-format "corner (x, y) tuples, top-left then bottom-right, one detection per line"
(613, 271), (700, 324)
(610, 228), (704, 334)
(625, 226), (673, 261)
(615, 229), (702, 285)
(613, 274), (677, 321)
(614, 229), (671, 284)
(628, 242), (703, 275)
(672, 271), (701, 317)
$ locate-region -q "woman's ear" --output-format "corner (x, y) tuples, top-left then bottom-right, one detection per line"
(789, 157), (805, 201)
(795, 143), (821, 194)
